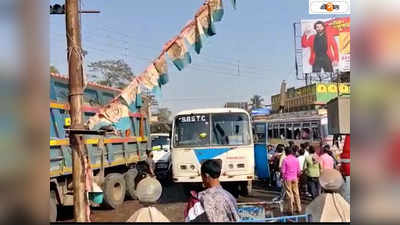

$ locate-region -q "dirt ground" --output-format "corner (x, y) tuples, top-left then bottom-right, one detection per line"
(57, 181), (311, 222)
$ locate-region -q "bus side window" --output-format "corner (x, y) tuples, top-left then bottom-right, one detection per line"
(255, 124), (266, 144)
(279, 123), (285, 139)
(293, 123), (301, 140)
(301, 122), (311, 140)
(273, 124), (279, 138)
(312, 122), (321, 140)
(268, 125), (273, 139)
(321, 124), (329, 139)
(286, 123), (293, 139)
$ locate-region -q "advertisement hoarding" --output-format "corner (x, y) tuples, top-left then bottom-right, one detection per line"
(300, 17), (350, 74)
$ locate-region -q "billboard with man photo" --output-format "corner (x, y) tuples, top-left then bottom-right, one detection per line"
(301, 17), (350, 74)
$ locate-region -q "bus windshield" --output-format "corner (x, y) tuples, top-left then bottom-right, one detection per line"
(211, 113), (251, 146)
(173, 114), (210, 147)
(173, 113), (251, 148)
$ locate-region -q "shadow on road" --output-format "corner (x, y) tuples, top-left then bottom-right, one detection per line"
(157, 183), (188, 204)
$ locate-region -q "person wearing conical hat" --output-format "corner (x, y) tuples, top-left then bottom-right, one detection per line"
(305, 169), (350, 222)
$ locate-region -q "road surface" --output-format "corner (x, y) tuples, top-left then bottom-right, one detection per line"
(57, 181), (311, 222)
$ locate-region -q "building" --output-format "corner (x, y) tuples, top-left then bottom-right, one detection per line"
(224, 102), (249, 111)
(271, 82), (350, 113)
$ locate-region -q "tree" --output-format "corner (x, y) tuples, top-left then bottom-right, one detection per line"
(50, 65), (59, 74)
(87, 59), (134, 88)
(158, 108), (172, 123)
(250, 95), (264, 110)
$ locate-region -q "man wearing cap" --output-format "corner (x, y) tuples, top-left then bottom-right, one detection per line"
(305, 169), (350, 222)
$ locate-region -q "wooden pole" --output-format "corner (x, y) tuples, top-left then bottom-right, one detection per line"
(65, 0), (88, 222)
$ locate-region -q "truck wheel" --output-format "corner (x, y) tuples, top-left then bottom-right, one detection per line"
(125, 169), (138, 200)
(182, 183), (191, 197)
(239, 181), (252, 197)
(49, 191), (57, 222)
(223, 182), (240, 198)
(103, 173), (126, 209)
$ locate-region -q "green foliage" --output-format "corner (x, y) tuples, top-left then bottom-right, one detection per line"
(158, 108), (172, 123)
(88, 59), (134, 88)
(50, 65), (59, 74)
(250, 95), (264, 110)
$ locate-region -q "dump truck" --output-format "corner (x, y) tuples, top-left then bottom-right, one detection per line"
(49, 73), (151, 221)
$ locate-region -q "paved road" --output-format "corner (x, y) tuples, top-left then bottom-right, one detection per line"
(58, 181), (311, 222)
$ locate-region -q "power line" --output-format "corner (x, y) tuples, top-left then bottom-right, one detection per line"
(55, 22), (275, 71)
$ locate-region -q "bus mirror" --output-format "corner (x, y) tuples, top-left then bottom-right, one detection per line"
(199, 133), (208, 139)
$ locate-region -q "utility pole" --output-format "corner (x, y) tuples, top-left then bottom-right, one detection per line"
(65, 0), (88, 222)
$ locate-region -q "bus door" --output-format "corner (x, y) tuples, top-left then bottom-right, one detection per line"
(253, 122), (269, 180)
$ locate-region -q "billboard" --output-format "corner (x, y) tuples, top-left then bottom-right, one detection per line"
(300, 17), (350, 73)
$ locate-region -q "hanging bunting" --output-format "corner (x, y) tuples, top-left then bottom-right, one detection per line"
(147, 64), (161, 86)
(181, 20), (203, 54)
(152, 85), (162, 99)
(154, 54), (169, 85)
(120, 78), (139, 106)
(230, 0), (237, 10)
(138, 64), (159, 89)
(87, 0), (234, 131)
(86, 113), (112, 131)
(136, 86), (143, 108)
(196, 5), (216, 38)
(102, 100), (130, 124)
(86, 99), (131, 130)
(166, 37), (192, 71)
(208, 0), (224, 22)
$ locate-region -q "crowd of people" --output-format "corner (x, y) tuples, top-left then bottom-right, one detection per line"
(267, 141), (341, 215)
(137, 141), (347, 222)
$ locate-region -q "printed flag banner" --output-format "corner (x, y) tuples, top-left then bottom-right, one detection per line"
(181, 20), (203, 54)
(230, 0), (237, 9)
(87, 0), (231, 131)
(86, 99), (131, 130)
(300, 17), (350, 73)
(146, 64), (161, 87)
(167, 37), (192, 71)
(154, 55), (169, 85)
(208, 0), (224, 22)
(136, 89), (142, 108)
(102, 100), (130, 123)
(120, 78), (139, 106)
(137, 65), (159, 90)
(86, 114), (112, 130)
(196, 5), (216, 38)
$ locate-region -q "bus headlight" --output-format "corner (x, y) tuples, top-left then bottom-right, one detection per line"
(190, 165), (195, 170)
(228, 164), (234, 169)
(180, 165), (187, 170)
(237, 163), (245, 168)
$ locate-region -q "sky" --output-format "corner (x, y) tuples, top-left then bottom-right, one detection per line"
(50, 0), (338, 116)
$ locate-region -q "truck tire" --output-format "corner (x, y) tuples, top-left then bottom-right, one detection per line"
(49, 191), (57, 222)
(223, 182), (240, 198)
(239, 181), (252, 197)
(125, 169), (138, 200)
(102, 173), (126, 209)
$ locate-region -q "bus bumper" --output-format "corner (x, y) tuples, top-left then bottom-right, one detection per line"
(173, 174), (254, 183)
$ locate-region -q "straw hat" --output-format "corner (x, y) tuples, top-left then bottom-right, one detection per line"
(319, 169), (344, 191)
(126, 207), (170, 222)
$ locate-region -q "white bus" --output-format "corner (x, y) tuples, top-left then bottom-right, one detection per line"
(171, 108), (254, 197)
